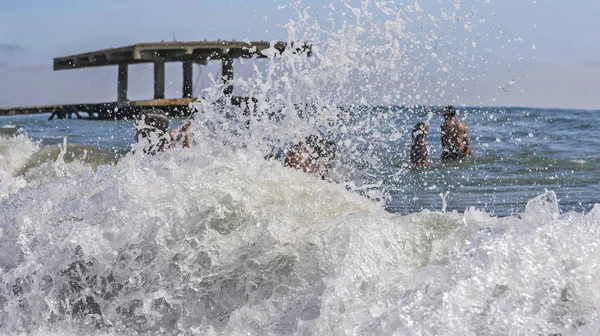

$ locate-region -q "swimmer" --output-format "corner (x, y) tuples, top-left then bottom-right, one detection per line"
(134, 110), (191, 154)
(410, 121), (430, 167)
(440, 106), (473, 161)
(284, 135), (336, 180)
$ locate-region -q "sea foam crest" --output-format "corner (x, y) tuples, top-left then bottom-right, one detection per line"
(0, 133), (39, 199)
(0, 137), (599, 335)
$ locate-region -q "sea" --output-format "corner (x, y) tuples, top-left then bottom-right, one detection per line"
(1, 105), (599, 335)
(2, 107), (598, 216)
(2, 1), (600, 334)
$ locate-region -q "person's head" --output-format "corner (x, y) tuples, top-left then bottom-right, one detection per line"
(305, 135), (336, 162)
(443, 106), (457, 120)
(134, 110), (171, 154)
(412, 121), (429, 142)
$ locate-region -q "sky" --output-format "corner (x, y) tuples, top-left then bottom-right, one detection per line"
(0, 0), (599, 110)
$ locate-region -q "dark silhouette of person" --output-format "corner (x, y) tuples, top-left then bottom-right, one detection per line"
(134, 110), (191, 155)
(440, 106), (473, 161)
(284, 135), (336, 180)
(410, 121), (430, 166)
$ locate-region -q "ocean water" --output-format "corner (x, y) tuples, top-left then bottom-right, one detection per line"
(2, 107), (599, 216)
(1, 106), (599, 335)
(2, 0), (600, 335)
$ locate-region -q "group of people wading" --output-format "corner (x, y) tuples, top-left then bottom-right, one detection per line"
(410, 106), (473, 167)
(281, 105), (473, 178)
(133, 110), (192, 155)
(133, 105), (472, 180)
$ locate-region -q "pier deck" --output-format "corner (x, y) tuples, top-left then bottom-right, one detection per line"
(0, 98), (197, 120)
(0, 40), (310, 120)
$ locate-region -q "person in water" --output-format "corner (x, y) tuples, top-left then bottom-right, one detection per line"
(440, 106), (473, 161)
(134, 110), (191, 154)
(284, 135), (336, 180)
(410, 121), (430, 166)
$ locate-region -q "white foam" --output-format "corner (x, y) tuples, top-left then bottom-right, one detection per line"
(0, 134), (39, 199)
(0, 134), (598, 334)
(0, 133), (39, 176)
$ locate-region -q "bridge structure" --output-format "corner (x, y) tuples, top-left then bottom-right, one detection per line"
(0, 40), (310, 120)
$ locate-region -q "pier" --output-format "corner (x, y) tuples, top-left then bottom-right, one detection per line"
(0, 40), (310, 120)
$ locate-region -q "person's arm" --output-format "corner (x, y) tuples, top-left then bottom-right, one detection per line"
(179, 120), (192, 133)
(184, 133), (191, 148)
(170, 121), (193, 148)
(170, 129), (179, 143)
(461, 124), (474, 157)
(181, 121), (192, 148)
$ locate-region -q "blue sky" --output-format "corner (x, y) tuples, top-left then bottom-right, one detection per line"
(0, 0), (599, 109)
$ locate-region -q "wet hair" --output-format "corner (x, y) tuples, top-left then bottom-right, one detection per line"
(443, 106), (456, 119)
(305, 135), (336, 162)
(412, 122), (428, 141)
(135, 110), (170, 135)
(135, 110), (171, 154)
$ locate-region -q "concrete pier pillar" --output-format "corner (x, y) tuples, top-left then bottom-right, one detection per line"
(222, 56), (234, 96)
(182, 60), (193, 98)
(154, 61), (165, 99)
(117, 64), (129, 102)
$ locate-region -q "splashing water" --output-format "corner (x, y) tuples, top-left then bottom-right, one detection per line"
(1, 1), (599, 335)
(440, 191), (450, 212)
(1, 144), (599, 335)
(0, 133), (38, 198)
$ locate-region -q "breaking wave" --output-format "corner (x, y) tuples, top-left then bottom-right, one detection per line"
(0, 132), (599, 335)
